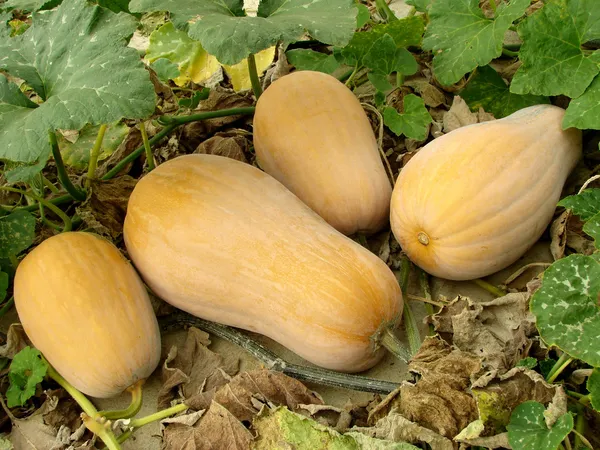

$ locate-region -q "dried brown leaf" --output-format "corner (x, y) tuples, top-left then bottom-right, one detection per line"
(42, 390), (82, 433)
(0, 324), (29, 359)
(96, 127), (141, 179)
(262, 45), (291, 91)
(430, 294), (536, 372)
(550, 210), (569, 260)
(147, 65), (178, 115)
(158, 327), (239, 409)
(194, 134), (249, 163)
(74, 176), (137, 241)
(442, 96), (477, 132)
(404, 79), (447, 107)
(476, 108), (495, 122)
(213, 369), (322, 423)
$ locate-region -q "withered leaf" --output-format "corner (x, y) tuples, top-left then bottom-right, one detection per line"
(195, 134), (249, 163)
(42, 390), (82, 433)
(0, 324), (29, 359)
(158, 327), (239, 410)
(162, 401), (252, 450)
(75, 176), (138, 241)
(430, 294), (536, 373)
(405, 79), (447, 107)
(96, 127), (141, 179)
(442, 96), (478, 132)
(214, 369), (322, 423)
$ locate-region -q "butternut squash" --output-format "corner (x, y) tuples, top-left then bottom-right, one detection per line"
(390, 105), (582, 281)
(13, 232), (161, 398)
(123, 154), (402, 372)
(253, 70), (392, 236)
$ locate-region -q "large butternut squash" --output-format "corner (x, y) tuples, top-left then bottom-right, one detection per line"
(253, 70), (392, 236)
(14, 232), (162, 398)
(390, 105), (582, 281)
(123, 154), (402, 372)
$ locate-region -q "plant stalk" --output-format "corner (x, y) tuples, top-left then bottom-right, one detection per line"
(98, 380), (144, 420)
(139, 122), (155, 171)
(0, 187), (72, 232)
(42, 175), (60, 194)
(86, 124), (107, 188)
(398, 258), (421, 355)
(547, 352), (574, 383)
(502, 47), (519, 58)
(473, 278), (506, 297)
(375, 0), (397, 22)
(129, 403), (188, 428)
(419, 270), (436, 335)
(247, 54), (263, 99)
(49, 131), (86, 201)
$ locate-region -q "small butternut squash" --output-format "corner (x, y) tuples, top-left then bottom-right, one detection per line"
(390, 105), (582, 281)
(253, 70), (392, 236)
(14, 232), (162, 398)
(123, 154), (402, 372)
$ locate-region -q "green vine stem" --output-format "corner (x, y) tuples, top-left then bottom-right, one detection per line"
(0, 187), (72, 232)
(418, 270), (436, 335)
(379, 325), (412, 363)
(49, 131), (87, 201)
(472, 278), (506, 297)
(38, 203), (63, 231)
(97, 380), (144, 420)
(42, 175), (60, 194)
(128, 402), (188, 428)
(345, 64), (360, 87)
(45, 361), (122, 450)
(247, 53), (263, 99)
(375, 0), (397, 22)
(547, 352), (574, 383)
(139, 122), (155, 171)
(336, 68), (355, 82)
(17, 193), (73, 213)
(0, 297), (15, 319)
(398, 257), (421, 355)
(86, 124), (107, 188)
(159, 312), (400, 394)
(502, 47), (519, 58)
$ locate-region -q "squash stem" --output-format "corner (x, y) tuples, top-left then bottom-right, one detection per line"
(42, 175), (60, 194)
(380, 326), (412, 363)
(247, 53), (263, 99)
(129, 402), (188, 428)
(547, 352), (574, 383)
(0, 187), (72, 232)
(472, 278), (506, 297)
(49, 131), (87, 202)
(139, 122), (155, 171)
(160, 312), (400, 394)
(97, 380), (144, 420)
(398, 258), (421, 356)
(418, 270), (436, 335)
(85, 124), (108, 189)
(38, 203), (63, 231)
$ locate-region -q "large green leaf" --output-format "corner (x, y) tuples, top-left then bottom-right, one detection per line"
(558, 188), (600, 221)
(507, 401), (573, 450)
(6, 347), (48, 408)
(59, 123), (129, 170)
(0, 210), (36, 259)
(130, 0), (357, 66)
(1, 0), (61, 13)
(459, 65), (549, 118)
(422, 0), (529, 86)
(0, 0), (155, 180)
(285, 49), (341, 74)
(530, 254), (600, 367)
(563, 75), (600, 130)
(511, 0), (600, 98)
(383, 94), (432, 140)
(363, 34), (417, 76)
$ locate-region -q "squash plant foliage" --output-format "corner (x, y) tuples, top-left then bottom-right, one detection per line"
(0, 0), (600, 449)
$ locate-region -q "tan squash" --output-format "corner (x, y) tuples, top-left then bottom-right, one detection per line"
(390, 104), (582, 281)
(253, 70), (392, 236)
(123, 154), (402, 372)
(14, 232), (161, 398)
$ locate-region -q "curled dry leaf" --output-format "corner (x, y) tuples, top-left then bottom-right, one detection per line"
(470, 367), (567, 435)
(96, 127), (142, 179)
(551, 212), (596, 259)
(213, 369), (323, 423)
(430, 294), (536, 373)
(147, 65), (178, 115)
(550, 210), (569, 259)
(195, 133), (250, 163)
(0, 324), (29, 359)
(158, 327), (239, 410)
(370, 337), (482, 440)
(262, 45), (292, 91)
(442, 96), (478, 132)
(74, 176), (138, 241)
(404, 79), (447, 108)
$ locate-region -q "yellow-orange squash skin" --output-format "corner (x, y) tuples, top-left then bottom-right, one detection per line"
(123, 154), (402, 372)
(14, 232), (161, 398)
(253, 70), (392, 236)
(390, 105), (582, 281)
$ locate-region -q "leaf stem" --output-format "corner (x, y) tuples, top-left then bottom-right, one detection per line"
(49, 131), (86, 202)
(42, 175), (60, 194)
(336, 68), (355, 82)
(0, 297), (15, 319)
(418, 270), (436, 335)
(38, 203), (63, 231)
(247, 54), (263, 99)
(0, 187), (72, 232)
(345, 64), (360, 87)
(129, 402), (188, 428)
(502, 47), (519, 57)
(157, 107), (256, 127)
(86, 124), (107, 189)
(489, 0), (497, 14)
(139, 122), (154, 171)
(472, 278), (506, 297)
(159, 312), (400, 394)
(15, 194), (73, 212)
(380, 326), (412, 363)
(547, 352), (574, 383)
(398, 258), (421, 355)
(375, 0), (397, 22)
(98, 380), (144, 420)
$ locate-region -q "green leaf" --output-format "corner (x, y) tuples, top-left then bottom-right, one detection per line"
(97, 0), (131, 13)
(356, 3), (370, 28)
(6, 347), (48, 408)
(507, 401), (573, 450)
(0, 270), (7, 302)
(422, 0), (529, 86)
(131, 0), (357, 66)
(539, 358), (557, 379)
(405, 0), (431, 12)
(582, 213), (600, 248)
(368, 73), (393, 93)
(1, 0), (60, 13)
(0, 210), (36, 259)
(511, 0), (600, 98)
(558, 189), (600, 221)
(374, 90), (386, 108)
(0, 0), (156, 180)
(150, 58), (181, 83)
(363, 34), (417, 76)
(9, 19), (30, 36)
(515, 357), (538, 370)
(563, 75), (600, 130)
(58, 123), (129, 170)
(588, 368), (600, 411)
(146, 21), (221, 86)
(459, 65), (550, 118)
(335, 16), (424, 66)
(383, 94), (432, 140)
(178, 88), (210, 108)
(531, 254), (600, 367)
(285, 49), (341, 74)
